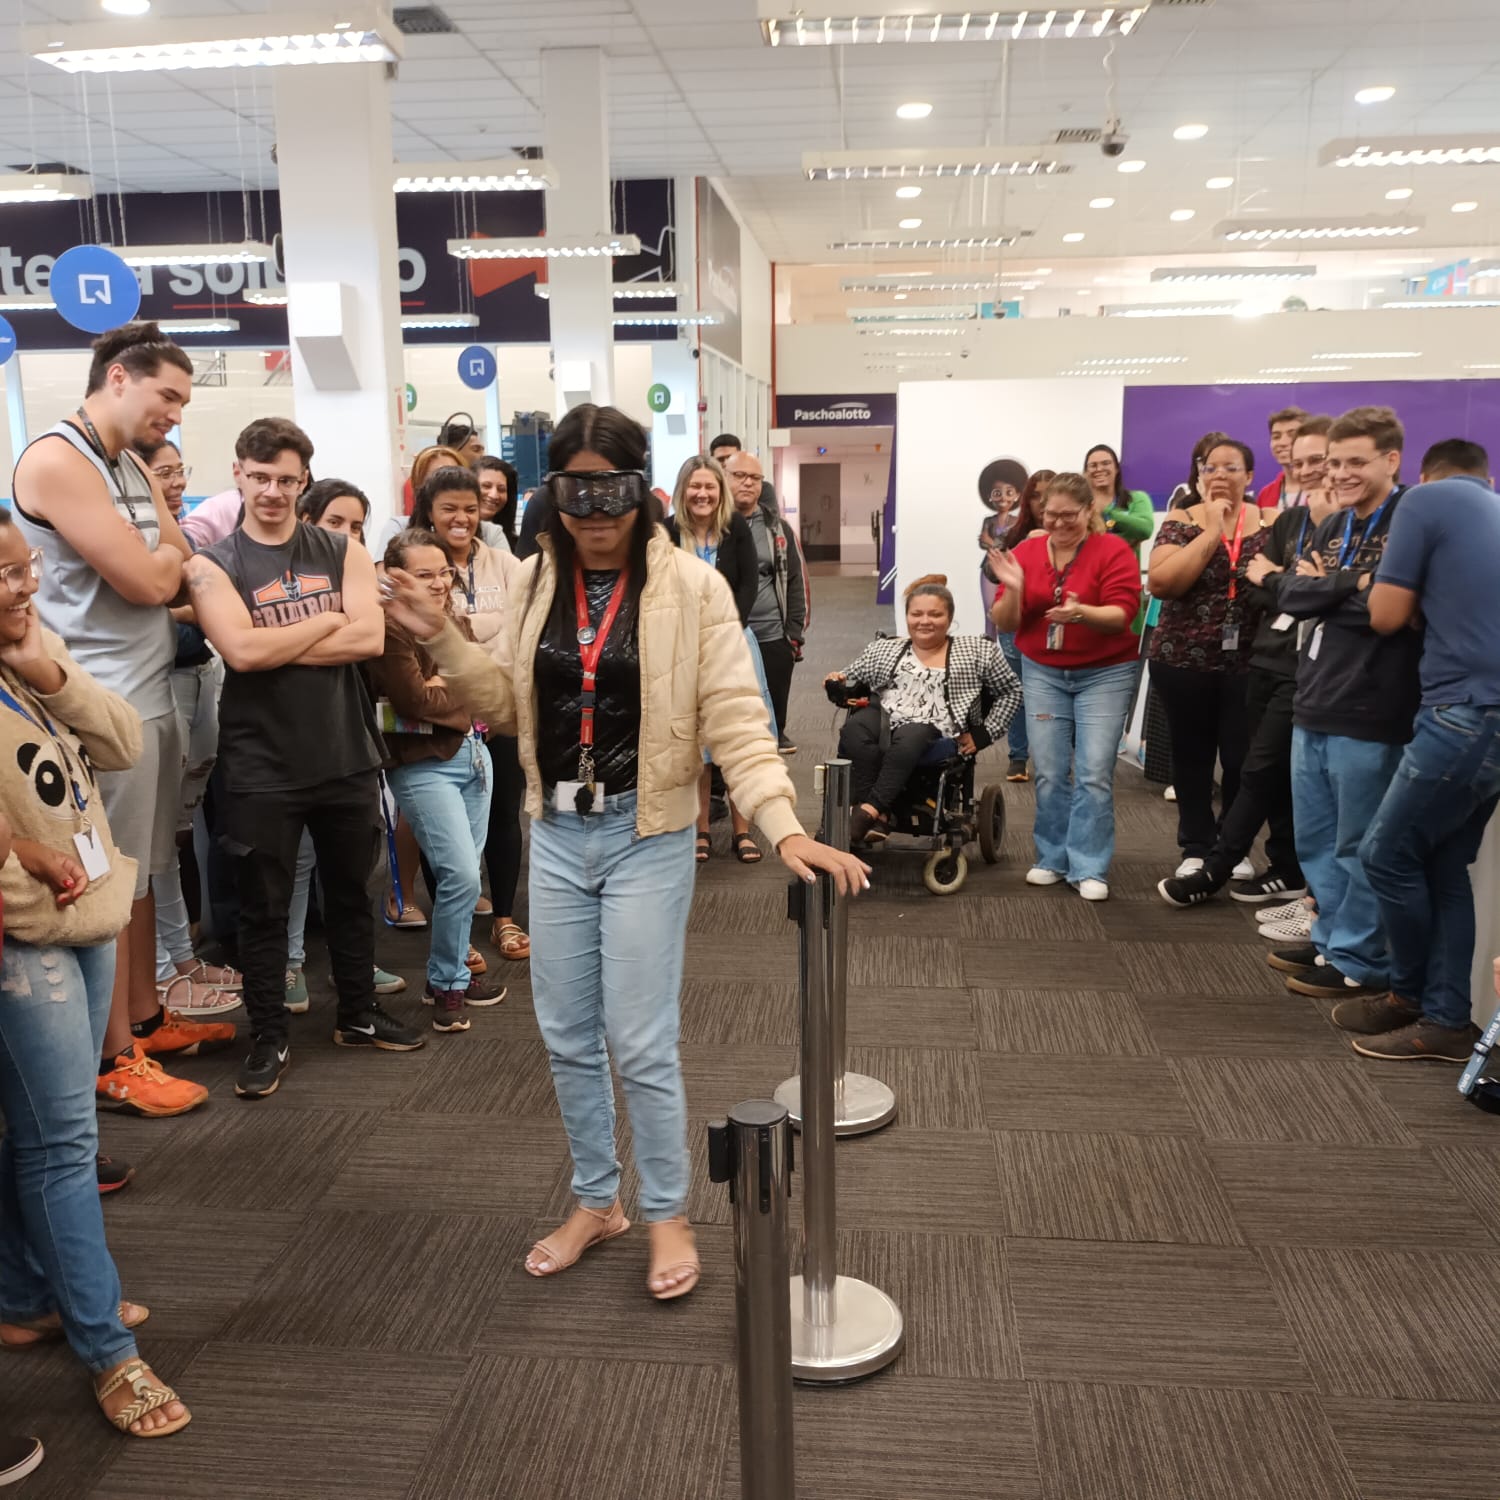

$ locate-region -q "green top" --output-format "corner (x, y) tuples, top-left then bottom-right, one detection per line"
(1101, 489), (1155, 552)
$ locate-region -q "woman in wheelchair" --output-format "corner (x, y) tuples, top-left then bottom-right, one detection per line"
(826, 577), (1021, 847)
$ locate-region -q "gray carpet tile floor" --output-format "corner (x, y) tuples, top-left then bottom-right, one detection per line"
(3, 573), (1496, 1500)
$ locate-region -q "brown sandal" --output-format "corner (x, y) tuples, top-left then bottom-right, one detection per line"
(647, 1216), (701, 1301)
(95, 1358), (191, 1439)
(1, 1300), (148, 1350)
(465, 945), (487, 976)
(493, 921), (531, 961)
(525, 1201), (630, 1278)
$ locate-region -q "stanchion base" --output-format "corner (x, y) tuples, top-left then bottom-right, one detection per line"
(773, 1073), (897, 1136)
(789, 1275), (904, 1383)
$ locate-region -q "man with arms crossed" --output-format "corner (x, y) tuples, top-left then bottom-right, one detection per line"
(11, 321), (227, 1122)
(187, 418), (423, 1099)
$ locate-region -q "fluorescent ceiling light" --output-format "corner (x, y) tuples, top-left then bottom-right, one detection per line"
(400, 312), (480, 330)
(1063, 232), (1085, 243)
(1103, 301), (1240, 318)
(156, 317), (239, 333)
(1452, 201), (1479, 213)
(759, 5), (1148, 46)
(1205, 175), (1234, 190)
(1313, 350), (1420, 359)
(841, 276), (1011, 292)
(1169, 209), (1195, 222)
(1354, 85), (1397, 105)
(0, 171), (93, 204)
(449, 234), (642, 260)
(896, 101), (932, 119)
(1376, 295), (1500, 309)
(1466, 260), (1500, 281)
(101, 0), (151, 13)
(1151, 264), (1315, 283)
(858, 325), (965, 336)
(533, 281), (681, 300)
(28, 6), (402, 72)
(1321, 136), (1500, 169)
(1173, 123), (1209, 141)
(1217, 214), (1422, 241)
(1463, 363), (1500, 370)
(829, 230), (1028, 250)
(895, 185), (923, 199)
(1385, 187), (1413, 200)
(111, 240), (272, 265)
(612, 311), (721, 327)
(1117, 159), (1147, 174)
(0, 294), (59, 310)
(1214, 376), (1288, 385)
(1262, 365), (1352, 373)
(1077, 355), (1187, 365)
(1089, 197), (1115, 209)
(898, 217), (924, 229)
(849, 305), (977, 323)
(803, 147), (1069, 180)
(245, 288), (288, 306)
(393, 159), (556, 193)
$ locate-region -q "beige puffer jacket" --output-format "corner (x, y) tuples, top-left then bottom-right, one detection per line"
(424, 527), (803, 845)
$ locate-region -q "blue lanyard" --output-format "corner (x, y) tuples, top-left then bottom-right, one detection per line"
(695, 540), (717, 566)
(1294, 511), (1310, 561)
(0, 679), (88, 814)
(1336, 495), (1391, 569)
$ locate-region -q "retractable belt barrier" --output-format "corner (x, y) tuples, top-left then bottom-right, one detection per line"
(1459, 1006), (1500, 1115)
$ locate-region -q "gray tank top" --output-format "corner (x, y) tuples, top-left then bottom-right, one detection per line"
(12, 420), (177, 720)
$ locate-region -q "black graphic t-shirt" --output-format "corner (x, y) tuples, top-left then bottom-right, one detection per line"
(203, 525), (382, 793)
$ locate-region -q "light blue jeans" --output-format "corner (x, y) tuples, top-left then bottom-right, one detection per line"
(387, 739), (493, 993)
(1022, 658), (1138, 883)
(529, 790), (696, 1221)
(1292, 727), (1404, 987)
(997, 633), (1029, 761)
(0, 939), (136, 1374)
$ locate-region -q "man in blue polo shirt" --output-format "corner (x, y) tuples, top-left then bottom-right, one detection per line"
(1341, 439), (1500, 1061)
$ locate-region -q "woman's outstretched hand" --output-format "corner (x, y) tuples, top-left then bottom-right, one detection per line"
(777, 833), (872, 895)
(379, 567), (448, 640)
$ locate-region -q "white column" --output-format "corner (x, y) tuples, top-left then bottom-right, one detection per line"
(542, 48), (615, 417)
(273, 63), (405, 536)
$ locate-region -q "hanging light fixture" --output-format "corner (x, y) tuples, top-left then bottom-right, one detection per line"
(0, 171), (94, 204)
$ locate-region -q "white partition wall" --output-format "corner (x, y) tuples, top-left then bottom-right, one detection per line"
(893, 378), (1125, 637)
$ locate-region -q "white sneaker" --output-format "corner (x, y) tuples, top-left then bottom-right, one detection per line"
(1164, 785), (1177, 802)
(1231, 859), (1256, 880)
(1075, 878), (1109, 902)
(1260, 914), (1313, 942)
(1026, 867), (1065, 886)
(1257, 899), (1307, 926)
(1174, 858), (1205, 878)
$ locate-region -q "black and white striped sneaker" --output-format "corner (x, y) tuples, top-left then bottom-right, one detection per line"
(1230, 871), (1307, 904)
(1157, 870), (1220, 908)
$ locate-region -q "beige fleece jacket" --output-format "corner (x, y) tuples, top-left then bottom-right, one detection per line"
(0, 629), (143, 947)
(450, 540), (519, 663)
(425, 528), (803, 846)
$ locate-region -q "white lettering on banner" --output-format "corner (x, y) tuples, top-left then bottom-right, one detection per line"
(24, 255), (53, 296)
(790, 400), (874, 424)
(707, 258), (739, 318)
(204, 261), (242, 295)
(168, 266), (203, 296)
(0, 249), (22, 297)
(397, 250), (426, 294)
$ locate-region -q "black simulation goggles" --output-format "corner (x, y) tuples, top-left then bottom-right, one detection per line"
(546, 469), (648, 518)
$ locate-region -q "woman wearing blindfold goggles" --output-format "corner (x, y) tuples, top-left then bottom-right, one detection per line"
(380, 404), (868, 1305)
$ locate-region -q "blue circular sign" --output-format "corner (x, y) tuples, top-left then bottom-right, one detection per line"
(457, 344), (497, 391)
(51, 245), (141, 335)
(0, 314), (15, 368)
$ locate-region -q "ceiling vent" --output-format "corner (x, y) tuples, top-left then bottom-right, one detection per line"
(393, 6), (456, 34)
(1053, 128), (1103, 145)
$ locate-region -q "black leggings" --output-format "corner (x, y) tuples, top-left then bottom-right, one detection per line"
(839, 706), (941, 814)
(1149, 661), (1250, 858)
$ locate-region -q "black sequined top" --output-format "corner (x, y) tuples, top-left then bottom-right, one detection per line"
(534, 569), (643, 793)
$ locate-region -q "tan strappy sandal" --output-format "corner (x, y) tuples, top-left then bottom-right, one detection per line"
(1, 1300), (148, 1350)
(95, 1359), (192, 1439)
(525, 1201), (630, 1278)
(493, 921), (531, 961)
(647, 1217), (700, 1301)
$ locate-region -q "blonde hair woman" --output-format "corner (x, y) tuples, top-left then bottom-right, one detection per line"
(665, 454), (775, 863)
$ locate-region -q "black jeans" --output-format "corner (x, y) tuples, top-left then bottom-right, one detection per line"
(221, 771), (383, 1046)
(483, 734), (526, 918)
(1204, 669), (1302, 885)
(758, 634), (795, 741)
(1149, 661), (1250, 859)
(839, 706), (940, 814)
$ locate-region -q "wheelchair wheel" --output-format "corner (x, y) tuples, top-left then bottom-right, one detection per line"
(977, 784), (1005, 865)
(923, 848), (968, 895)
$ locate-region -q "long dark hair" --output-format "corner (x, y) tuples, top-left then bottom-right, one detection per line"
(534, 404), (655, 619)
(411, 465), (481, 535)
(297, 478), (369, 525)
(1084, 444), (1129, 508)
(1003, 468), (1055, 549)
(1175, 430), (1230, 508)
(473, 455), (520, 546)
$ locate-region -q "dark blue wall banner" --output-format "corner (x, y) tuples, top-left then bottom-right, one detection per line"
(696, 180), (741, 365)
(0, 179), (674, 351)
(774, 392), (897, 427)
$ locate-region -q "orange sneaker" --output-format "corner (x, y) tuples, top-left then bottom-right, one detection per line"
(135, 1009), (236, 1059)
(96, 1045), (209, 1118)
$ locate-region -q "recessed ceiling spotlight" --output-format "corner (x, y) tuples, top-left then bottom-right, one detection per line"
(895, 184), (922, 199)
(1452, 200), (1479, 213)
(1355, 85), (1396, 105)
(101, 0), (151, 12)
(894, 292), (907, 299)
(1170, 209), (1196, 222)
(1117, 159), (1146, 174)
(1206, 176), (1234, 190)
(899, 217), (923, 228)
(1174, 124), (1209, 141)
(896, 101), (932, 119)
(1033, 267), (1053, 274)
(1385, 187), (1414, 200)
(1089, 196), (1116, 208)
(1063, 232), (1085, 242)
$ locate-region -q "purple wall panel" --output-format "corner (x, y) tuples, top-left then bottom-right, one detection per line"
(1121, 379), (1500, 505)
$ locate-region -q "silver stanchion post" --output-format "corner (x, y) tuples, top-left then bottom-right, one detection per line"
(775, 760), (897, 1136)
(707, 1102), (797, 1500)
(785, 875), (903, 1383)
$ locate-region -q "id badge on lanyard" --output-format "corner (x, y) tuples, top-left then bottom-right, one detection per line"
(565, 563), (630, 814)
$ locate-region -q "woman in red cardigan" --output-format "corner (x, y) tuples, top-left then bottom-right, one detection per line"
(988, 472), (1143, 900)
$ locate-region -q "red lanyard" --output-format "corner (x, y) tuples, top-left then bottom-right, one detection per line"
(1047, 535), (1088, 602)
(574, 561), (630, 783)
(1222, 506), (1247, 601)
